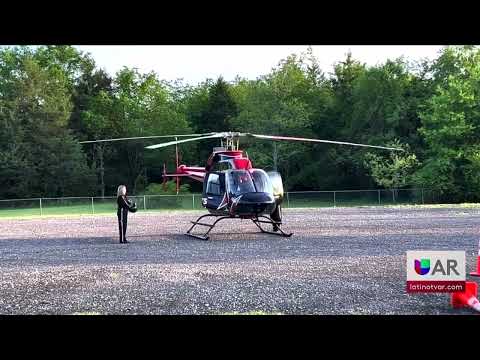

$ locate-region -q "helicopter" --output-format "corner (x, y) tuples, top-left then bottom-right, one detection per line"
(81, 131), (402, 240)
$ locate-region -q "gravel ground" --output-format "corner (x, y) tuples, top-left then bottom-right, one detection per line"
(1, 206), (480, 315)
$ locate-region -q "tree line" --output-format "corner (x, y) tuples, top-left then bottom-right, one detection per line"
(1, 45), (479, 202)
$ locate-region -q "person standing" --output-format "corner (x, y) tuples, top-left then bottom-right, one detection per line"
(117, 185), (137, 244)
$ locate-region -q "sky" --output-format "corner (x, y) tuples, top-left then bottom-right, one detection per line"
(75, 45), (444, 85)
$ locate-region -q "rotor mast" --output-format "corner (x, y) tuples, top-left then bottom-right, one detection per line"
(220, 132), (241, 151)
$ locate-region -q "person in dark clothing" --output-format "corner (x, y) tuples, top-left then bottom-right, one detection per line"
(271, 203), (282, 232)
(117, 185), (137, 243)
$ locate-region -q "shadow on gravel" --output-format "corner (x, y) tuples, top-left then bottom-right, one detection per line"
(167, 231), (281, 242)
(127, 230), (264, 238)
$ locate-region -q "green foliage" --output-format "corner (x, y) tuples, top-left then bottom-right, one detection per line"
(142, 181), (191, 195)
(416, 46), (480, 201)
(134, 173), (148, 194)
(2, 45), (480, 203)
(364, 140), (419, 189)
(194, 76), (238, 133)
(0, 46), (95, 198)
(79, 67), (194, 195)
(183, 77), (238, 161)
(230, 52), (323, 188)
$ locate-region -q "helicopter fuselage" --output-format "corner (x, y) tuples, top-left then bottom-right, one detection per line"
(163, 149), (283, 219)
(202, 169), (277, 217)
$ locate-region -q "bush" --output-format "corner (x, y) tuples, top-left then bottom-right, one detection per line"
(141, 181), (192, 209)
(142, 181), (191, 195)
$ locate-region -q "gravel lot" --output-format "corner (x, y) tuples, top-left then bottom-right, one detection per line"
(1, 206), (479, 315)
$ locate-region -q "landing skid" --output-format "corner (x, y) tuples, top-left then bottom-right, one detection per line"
(185, 214), (231, 241)
(185, 213), (293, 241)
(252, 216), (293, 237)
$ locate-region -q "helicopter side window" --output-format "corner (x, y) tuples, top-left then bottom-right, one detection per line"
(206, 173), (225, 196)
(251, 169), (274, 194)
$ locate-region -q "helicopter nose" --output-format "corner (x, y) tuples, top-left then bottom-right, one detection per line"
(236, 192), (274, 204)
(232, 192), (275, 216)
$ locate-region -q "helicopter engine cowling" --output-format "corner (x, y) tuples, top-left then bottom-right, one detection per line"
(267, 171), (284, 204)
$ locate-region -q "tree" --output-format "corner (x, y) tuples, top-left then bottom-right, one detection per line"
(33, 45), (95, 89)
(230, 55), (317, 188)
(82, 68), (194, 195)
(184, 77), (238, 162)
(200, 77), (238, 132)
(415, 46), (480, 202)
(81, 90), (116, 197)
(313, 52), (369, 190)
(6, 44), (476, 202)
(330, 52), (366, 134)
(364, 140), (419, 200)
(70, 68), (113, 137)
(0, 47), (95, 198)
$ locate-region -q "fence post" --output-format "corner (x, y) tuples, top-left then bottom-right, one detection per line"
(91, 197), (94, 214)
(421, 188), (424, 205)
(286, 192), (290, 208)
(39, 198), (43, 216)
(378, 190), (380, 205)
(144, 195), (146, 211)
(333, 191), (336, 208)
(192, 194), (195, 209)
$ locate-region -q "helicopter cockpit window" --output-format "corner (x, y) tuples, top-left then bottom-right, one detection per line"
(228, 170), (256, 196)
(251, 169), (274, 194)
(206, 173), (225, 196)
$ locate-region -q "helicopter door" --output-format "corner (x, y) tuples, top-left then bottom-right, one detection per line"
(203, 172), (226, 210)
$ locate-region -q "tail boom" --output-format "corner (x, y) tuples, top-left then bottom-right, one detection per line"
(162, 165), (206, 184)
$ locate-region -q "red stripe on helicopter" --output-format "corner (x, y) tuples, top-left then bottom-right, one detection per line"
(233, 158), (252, 170)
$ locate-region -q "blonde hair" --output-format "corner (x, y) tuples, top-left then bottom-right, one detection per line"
(117, 185), (127, 197)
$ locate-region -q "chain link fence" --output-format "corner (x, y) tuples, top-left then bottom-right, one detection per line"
(0, 189), (438, 217)
(285, 188), (438, 208)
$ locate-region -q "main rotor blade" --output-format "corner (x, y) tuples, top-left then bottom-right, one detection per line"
(79, 133), (213, 144)
(145, 133), (224, 149)
(248, 134), (404, 151)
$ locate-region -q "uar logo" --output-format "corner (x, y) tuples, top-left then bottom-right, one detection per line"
(415, 258), (430, 275)
(414, 258), (460, 276)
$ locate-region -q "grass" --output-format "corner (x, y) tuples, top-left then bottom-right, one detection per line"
(0, 204), (113, 219)
(382, 203), (480, 209)
(0, 195), (467, 220)
(0, 200), (460, 220)
(0, 208), (206, 220)
(0, 196), (206, 219)
(286, 199), (425, 208)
